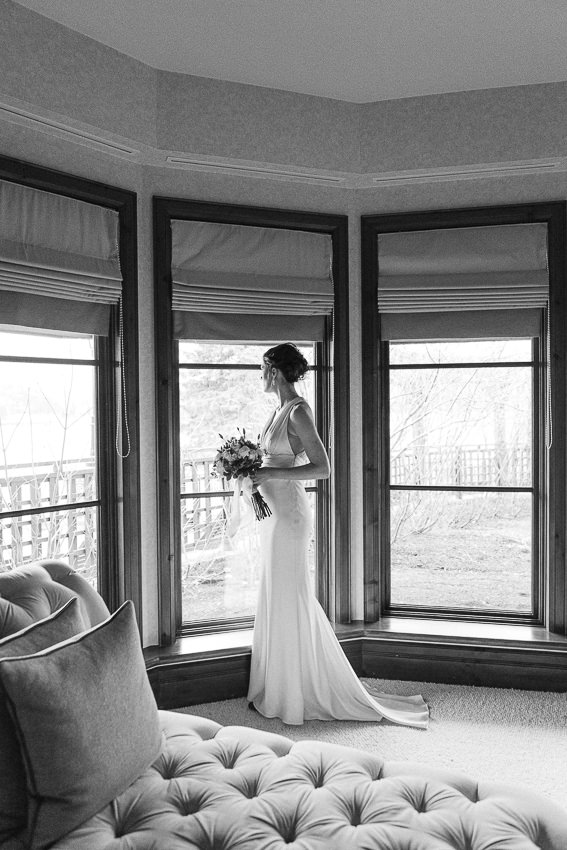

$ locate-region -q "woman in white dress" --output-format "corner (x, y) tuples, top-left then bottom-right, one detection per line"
(247, 343), (429, 728)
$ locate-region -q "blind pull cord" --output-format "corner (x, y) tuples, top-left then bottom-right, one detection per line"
(545, 301), (553, 450)
(115, 297), (131, 459)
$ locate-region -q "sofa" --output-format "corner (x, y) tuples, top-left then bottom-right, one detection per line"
(1, 561), (566, 850)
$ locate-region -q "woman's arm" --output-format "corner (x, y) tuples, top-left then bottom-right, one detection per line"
(253, 403), (330, 485)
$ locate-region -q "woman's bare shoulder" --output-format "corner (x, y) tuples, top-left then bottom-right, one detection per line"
(289, 399), (315, 431)
(290, 397), (313, 417)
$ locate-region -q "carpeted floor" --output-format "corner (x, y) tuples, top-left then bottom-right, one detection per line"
(177, 678), (567, 810)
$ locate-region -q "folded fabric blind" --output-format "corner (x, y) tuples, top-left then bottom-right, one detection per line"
(378, 223), (548, 339)
(171, 220), (333, 341)
(0, 179), (122, 335)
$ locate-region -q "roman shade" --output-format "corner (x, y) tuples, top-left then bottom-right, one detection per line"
(378, 223), (548, 339)
(171, 220), (333, 340)
(0, 179), (122, 335)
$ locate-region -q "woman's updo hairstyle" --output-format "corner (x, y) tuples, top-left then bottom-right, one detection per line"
(264, 343), (309, 383)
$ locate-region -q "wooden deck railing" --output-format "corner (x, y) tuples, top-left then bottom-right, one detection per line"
(1, 444), (532, 574)
(0, 459), (96, 574)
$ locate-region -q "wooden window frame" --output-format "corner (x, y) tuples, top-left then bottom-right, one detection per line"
(0, 155), (141, 621)
(361, 202), (567, 635)
(153, 198), (350, 645)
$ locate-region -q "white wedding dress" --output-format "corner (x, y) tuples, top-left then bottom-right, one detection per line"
(247, 396), (429, 728)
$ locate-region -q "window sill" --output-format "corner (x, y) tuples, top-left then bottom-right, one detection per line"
(144, 615), (567, 666)
(361, 617), (567, 648)
(144, 629), (254, 667)
(144, 617), (567, 708)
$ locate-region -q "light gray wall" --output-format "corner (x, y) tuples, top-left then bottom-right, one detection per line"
(0, 0), (157, 145)
(157, 71), (359, 172)
(359, 82), (567, 172)
(1, 0), (566, 637)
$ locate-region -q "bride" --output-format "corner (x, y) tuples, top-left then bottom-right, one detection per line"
(247, 342), (429, 728)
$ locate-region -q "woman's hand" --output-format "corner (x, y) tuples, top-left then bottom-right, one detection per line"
(251, 468), (273, 491)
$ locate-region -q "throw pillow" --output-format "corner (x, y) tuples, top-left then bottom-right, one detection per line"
(0, 597), (86, 843)
(0, 600), (162, 850)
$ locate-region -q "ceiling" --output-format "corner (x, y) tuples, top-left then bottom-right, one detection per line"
(13, 0), (567, 103)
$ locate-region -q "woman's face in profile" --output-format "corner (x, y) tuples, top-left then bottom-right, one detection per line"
(261, 358), (273, 394)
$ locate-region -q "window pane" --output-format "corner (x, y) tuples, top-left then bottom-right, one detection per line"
(178, 341), (318, 624)
(180, 492), (315, 622)
(390, 365), (532, 487)
(390, 339), (533, 366)
(180, 366), (315, 492)
(0, 362), (97, 478)
(180, 368), (276, 475)
(2, 462), (96, 512)
(390, 490), (532, 611)
(0, 336), (99, 590)
(0, 329), (95, 359)
(1, 506), (98, 586)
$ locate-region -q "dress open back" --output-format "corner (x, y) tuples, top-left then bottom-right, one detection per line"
(247, 396), (429, 728)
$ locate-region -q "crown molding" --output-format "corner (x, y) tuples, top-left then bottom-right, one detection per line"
(2, 97), (566, 189)
(366, 158), (567, 187)
(0, 99), (142, 157)
(162, 153), (349, 185)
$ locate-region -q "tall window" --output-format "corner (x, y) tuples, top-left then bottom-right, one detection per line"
(0, 329), (100, 586)
(386, 337), (539, 618)
(154, 199), (350, 644)
(178, 342), (317, 627)
(362, 204), (567, 634)
(0, 161), (140, 611)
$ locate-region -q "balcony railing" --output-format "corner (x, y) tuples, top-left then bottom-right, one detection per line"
(391, 445), (531, 487)
(0, 458), (96, 579)
(1, 444), (531, 586)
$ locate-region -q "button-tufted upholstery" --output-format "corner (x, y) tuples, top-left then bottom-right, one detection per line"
(0, 559), (110, 637)
(50, 710), (567, 850)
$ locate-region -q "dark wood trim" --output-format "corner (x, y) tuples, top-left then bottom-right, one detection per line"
(97, 329), (119, 609)
(315, 337), (331, 614)
(361, 202), (567, 635)
(0, 156), (142, 626)
(117, 190), (142, 625)
(360, 219), (381, 622)
(147, 653), (252, 709)
(330, 214), (351, 623)
(361, 637), (567, 691)
(153, 198), (178, 645)
(145, 632), (567, 709)
(547, 203), (567, 634)
(153, 198), (350, 643)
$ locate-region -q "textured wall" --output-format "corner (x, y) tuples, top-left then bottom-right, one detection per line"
(2, 0), (567, 633)
(359, 82), (567, 172)
(0, 0), (156, 145)
(157, 72), (359, 172)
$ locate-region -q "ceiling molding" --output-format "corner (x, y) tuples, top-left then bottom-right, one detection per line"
(2, 97), (566, 189)
(163, 154), (349, 185)
(0, 99), (142, 158)
(365, 158), (567, 187)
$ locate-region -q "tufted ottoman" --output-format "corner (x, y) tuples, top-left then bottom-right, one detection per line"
(51, 709), (567, 850)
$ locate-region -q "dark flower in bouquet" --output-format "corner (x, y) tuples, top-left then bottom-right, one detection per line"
(212, 429), (272, 521)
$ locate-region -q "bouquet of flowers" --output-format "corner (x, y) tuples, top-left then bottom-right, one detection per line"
(213, 429), (272, 522)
